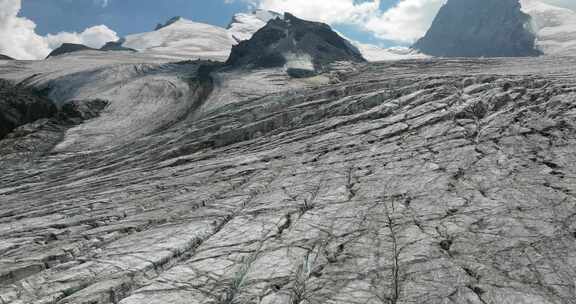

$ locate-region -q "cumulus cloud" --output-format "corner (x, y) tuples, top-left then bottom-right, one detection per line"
(0, 0), (118, 60)
(255, 0), (381, 25)
(362, 0), (443, 43)
(234, 0), (576, 44)
(45, 25), (119, 50)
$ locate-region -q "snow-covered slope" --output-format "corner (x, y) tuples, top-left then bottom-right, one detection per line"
(122, 18), (236, 61)
(227, 9), (281, 43)
(354, 43), (428, 62)
(522, 0), (576, 56)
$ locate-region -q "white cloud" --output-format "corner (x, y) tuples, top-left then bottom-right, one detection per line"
(0, 0), (118, 60)
(93, 0), (110, 8)
(45, 25), (119, 50)
(255, 0), (381, 25)
(365, 0), (444, 43)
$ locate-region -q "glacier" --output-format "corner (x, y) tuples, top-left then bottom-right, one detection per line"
(0, 3), (576, 304)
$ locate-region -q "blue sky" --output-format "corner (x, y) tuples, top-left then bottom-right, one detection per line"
(20, 0), (400, 46)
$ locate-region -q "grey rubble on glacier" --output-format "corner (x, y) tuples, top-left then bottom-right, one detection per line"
(1, 0), (576, 304)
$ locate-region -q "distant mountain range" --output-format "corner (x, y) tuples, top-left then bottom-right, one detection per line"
(45, 0), (576, 62)
(115, 10), (426, 62)
(413, 0), (541, 57)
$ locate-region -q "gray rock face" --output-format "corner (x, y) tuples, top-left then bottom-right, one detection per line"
(1, 53), (576, 304)
(413, 0), (541, 57)
(0, 54), (13, 60)
(226, 13), (365, 72)
(0, 79), (56, 140)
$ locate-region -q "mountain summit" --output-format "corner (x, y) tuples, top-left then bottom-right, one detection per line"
(226, 13), (365, 74)
(413, 0), (541, 57)
(521, 0), (576, 55)
(122, 17), (236, 61)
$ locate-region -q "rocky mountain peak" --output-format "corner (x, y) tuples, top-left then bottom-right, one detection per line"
(413, 0), (541, 57)
(225, 12), (365, 75)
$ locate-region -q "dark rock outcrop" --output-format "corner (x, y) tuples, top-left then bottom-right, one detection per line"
(47, 43), (98, 58)
(0, 54), (14, 60)
(225, 13), (365, 73)
(0, 79), (57, 140)
(59, 99), (109, 122)
(413, 0), (541, 57)
(100, 40), (137, 52)
(0, 99), (109, 159)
